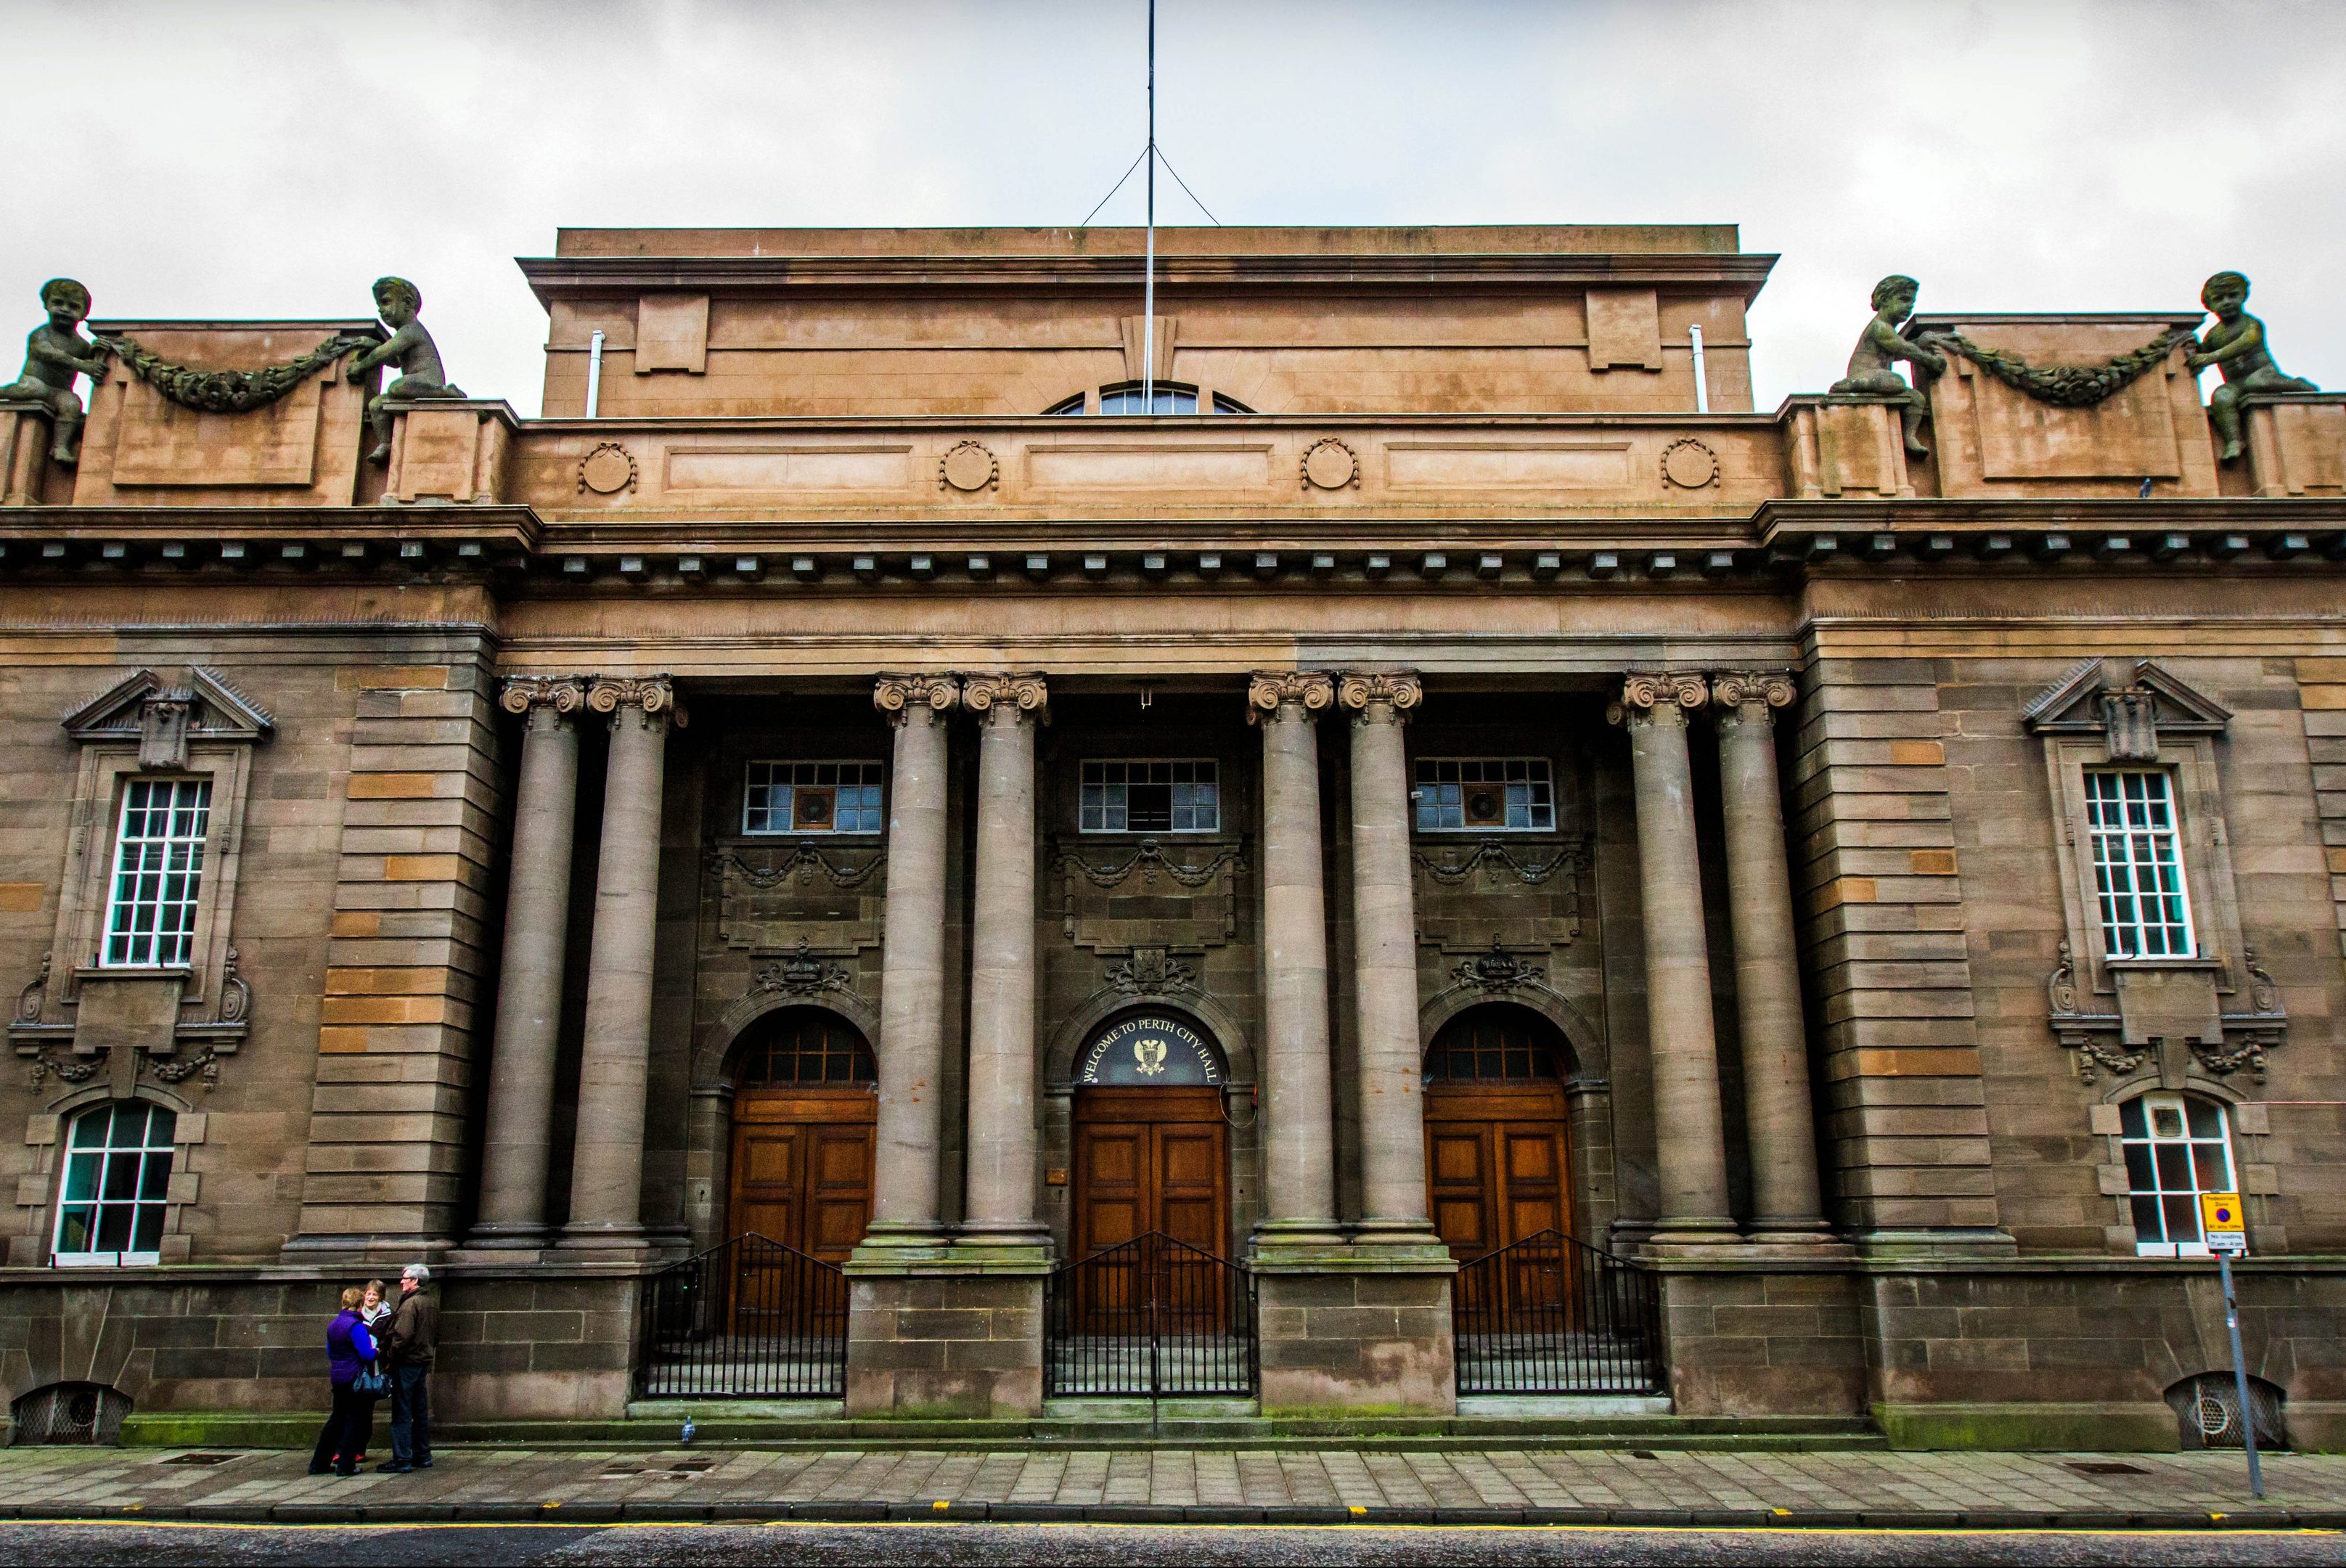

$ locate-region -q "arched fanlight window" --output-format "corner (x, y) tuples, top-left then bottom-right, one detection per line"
(1045, 383), (1254, 416)
(53, 1102), (177, 1266)
(2120, 1091), (2236, 1257)
(1423, 1004), (1567, 1085)
(734, 1010), (877, 1087)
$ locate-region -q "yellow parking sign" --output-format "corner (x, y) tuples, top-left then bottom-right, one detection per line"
(2200, 1192), (2248, 1255)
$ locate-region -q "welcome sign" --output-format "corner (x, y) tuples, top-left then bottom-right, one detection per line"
(1077, 1013), (1225, 1086)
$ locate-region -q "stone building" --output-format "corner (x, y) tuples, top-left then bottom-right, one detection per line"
(0, 224), (2341, 1449)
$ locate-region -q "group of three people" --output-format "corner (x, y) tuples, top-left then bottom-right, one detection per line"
(308, 1262), (437, 1478)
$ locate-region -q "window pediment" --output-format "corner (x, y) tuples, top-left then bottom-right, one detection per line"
(62, 667), (274, 772)
(2023, 658), (2229, 759)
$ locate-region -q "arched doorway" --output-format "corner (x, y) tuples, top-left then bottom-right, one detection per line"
(724, 1008), (877, 1265)
(1070, 1010), (1230, 1261)
(1422, 1003), (1575, 1264)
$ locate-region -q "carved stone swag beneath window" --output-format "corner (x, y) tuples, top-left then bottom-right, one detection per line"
(2024, 656), (2284, 1086)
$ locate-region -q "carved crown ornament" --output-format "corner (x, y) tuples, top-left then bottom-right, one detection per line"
(1246, 671), (1334, 721)
(962, 672), (1049, 722)
(1103, 944), (1198, 998)
(1606, 670), (1707, 727)
(873, 674), (961, 724)
(62, 666), (274, 772)
(1450, 938), (1547, 997)
(748, 939), (854, 1001)
(2022, 656), (2231, 761)
(1336, 671), (1422, 719)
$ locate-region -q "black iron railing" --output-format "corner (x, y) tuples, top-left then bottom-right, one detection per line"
(635, 1233), (847, 1399)
(1045, 1230), (1257, 1398)
(1452, 1228), (1664, 1395)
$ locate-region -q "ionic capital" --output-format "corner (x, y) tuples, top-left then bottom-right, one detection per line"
(1711, 669), (1797, 722)
(499, 675), (587, 716)
(1246, 670), (1334, 723)
(587, 674), (683, 727)
(1608, 670), (1707, 728)
(961, 671), (1049, 724)
(873, 673), (960, 726)
(1336, 670), (1422, 723)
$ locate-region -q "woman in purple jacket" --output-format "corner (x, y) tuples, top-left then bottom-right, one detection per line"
(308, 1287), (380, 1477)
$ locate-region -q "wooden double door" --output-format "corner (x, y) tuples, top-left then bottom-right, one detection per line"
(725, 1088), (877, 1265)
(1424, 1081), (1573, 1263)
(1071, 1086), (1229, 1260)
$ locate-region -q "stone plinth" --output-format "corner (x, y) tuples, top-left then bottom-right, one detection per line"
(0, 402), (55, 505)
(1253, 1245), (1456, 1417)
(1656, 1262), (1865, 1417)
(1785, 397), (1913, 499)
(1911, 313), (2216, 499)
(843, 1249), (1047, 1419)
(2244, 393), (2346, 497)
(384, 399), (519, 504)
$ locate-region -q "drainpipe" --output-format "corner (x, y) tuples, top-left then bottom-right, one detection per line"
(1689, 325), (1710, 415)
(585, 330), (605, 419)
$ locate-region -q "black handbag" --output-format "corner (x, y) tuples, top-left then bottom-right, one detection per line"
(352, 1360), (390, 1397)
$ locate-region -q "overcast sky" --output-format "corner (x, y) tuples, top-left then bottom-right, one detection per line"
(7, 0), (2342, 417)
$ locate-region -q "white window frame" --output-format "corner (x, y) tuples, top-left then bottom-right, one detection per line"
(51, 1101), (178, 1267)
(99, 777), (212, 969)
(2085, 769), (2196, 960)
(2120, 1091), (2235, 1258)
(1079, 759), (1221, 835)
(743, 760), (885, 837)
(1412, 757), (1556, 833)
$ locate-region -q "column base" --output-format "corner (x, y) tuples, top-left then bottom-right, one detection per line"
(845, 1271), (1044, 1419)
(555, 1222), (653, 1262)
(1248, 1218), (1350, 1257)
(1638, 1217), (1745, 1257)
(446, 1222), (552, 1265)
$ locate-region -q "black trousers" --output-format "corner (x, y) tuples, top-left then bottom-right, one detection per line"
(308, 1382), (372, 1474)
(389, 1364), (431, 1465)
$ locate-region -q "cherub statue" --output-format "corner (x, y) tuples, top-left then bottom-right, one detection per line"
(1, 278), (110, 466)
(1831, 274), (1947, 457)
(343, 276), (465, 465)
(2187, 271), (2317, 463)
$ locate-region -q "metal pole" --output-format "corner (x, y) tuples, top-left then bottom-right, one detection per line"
(1141, 0), (1155, 412)
(2220, 1251), (2264, 1498)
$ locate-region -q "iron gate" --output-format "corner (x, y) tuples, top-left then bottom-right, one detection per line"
(635, 1233), (848, 1398)
(1452, 1228), (1664, 1395)
(1045, 1230), (1258, 1398)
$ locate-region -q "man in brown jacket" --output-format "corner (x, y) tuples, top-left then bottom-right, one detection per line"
(377, 1262), (437, 1473)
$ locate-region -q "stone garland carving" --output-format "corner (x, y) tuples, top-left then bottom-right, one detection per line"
(748, 939), (854, 1000)
(1336, 671), (1422, 715)
(498, 676), (586, 715)
(1923, 326), (2191, 409)
(145, 1046), (222, 1089)
(578, 443), (637, 496)
(1103, 946), (1198, 997)
(1659, 437), (1718, 490)
(1246, 671), (1333, 719)
(962, 672), (1049, 717)
(939, 440), (998, 493)
(873, 674), (960, 722)
(2047, 937), (2287, 1085)
(1711, 670), (1797, 712)
(26, 1048), (100, 1087)
(99, 328), (375, 415)
(1412, 836), (1587, 889)
(2, 279), (107, 465)
(1607, 671), (1707, 726)
(711, 843), (886, 891)
(1301, 437), (1359, 491)
(1058, 838), (1246, 944)
(1450, 939), (1545, 996)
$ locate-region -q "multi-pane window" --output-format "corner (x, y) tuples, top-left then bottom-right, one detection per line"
(52, 1102), (177, 1267)
(1413, 758), (1555, 833)
(735, 1014), (878, 1087)
(102, 779), (211, 968)
(2085, 769), (2194, 957)
(1080, 760), (1219, 833)
(744, 761), (883, 836)
(2121, 1093), (2234, 1257)
(1423, 1009), (1564, 1084)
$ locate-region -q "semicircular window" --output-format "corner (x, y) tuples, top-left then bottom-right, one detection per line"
(735, 1010), (877, 1087)
(1425, 1005), (1566, 1084)
(1046, 382), (1253, 416)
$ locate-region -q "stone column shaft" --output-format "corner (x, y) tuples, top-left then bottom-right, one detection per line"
(1714, 672), (1831, 1239)
(471, 680), (584, 1244)
(1340, 671), (1438, 1241)
(1249, 673), (1341, 1243)
(863, 674), (958, 1248)
(560, 677), (677, 1249)
(962, 674), (1048, 1247)
(1614, 671), (1739, 1244)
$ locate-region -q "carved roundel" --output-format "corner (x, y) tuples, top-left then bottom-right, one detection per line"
(1660, 437), (1719, 491)
(579, 442), (637, 496)
(939, 440), (999, 493)
(1301, 437), (1359, 491)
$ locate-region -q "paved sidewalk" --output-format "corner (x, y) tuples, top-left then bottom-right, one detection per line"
(0, 1445), (2338, 1529)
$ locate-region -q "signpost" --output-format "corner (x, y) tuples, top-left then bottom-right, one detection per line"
(2199, 1192), (2263, 1500)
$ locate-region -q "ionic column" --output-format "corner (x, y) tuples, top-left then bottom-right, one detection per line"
(860, 673), (959, 1250)
(960, 672), (1050, 1251)
(468, 677), (584, 1247)
(1610, 671), (1739, 1245)
(1339, 670), (1440, 1244)
(1248, 671), (1342, 1246)
(559, 676), (679, 1251)
(1712, 671), (1832, 1241)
